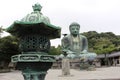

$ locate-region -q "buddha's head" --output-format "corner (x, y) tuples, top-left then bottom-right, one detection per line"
(69, 22), (80, 37)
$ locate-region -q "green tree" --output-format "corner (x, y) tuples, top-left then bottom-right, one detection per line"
(0, 36), (19, 61)
(82, 31), (120, 54)
(93, 38), (115, 54)
(49, 45), (62, 55)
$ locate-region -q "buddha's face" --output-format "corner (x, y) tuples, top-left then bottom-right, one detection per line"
(70, 25), (80, 36)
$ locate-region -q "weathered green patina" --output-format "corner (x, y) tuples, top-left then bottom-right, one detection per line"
(61, 22), (96, 70)
(6, 3), (61, 80)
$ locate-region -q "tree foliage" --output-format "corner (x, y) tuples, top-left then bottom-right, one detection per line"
(82, 31), (120, 54)
(0, 36), (19, 61)
(49, 45), (62, 55)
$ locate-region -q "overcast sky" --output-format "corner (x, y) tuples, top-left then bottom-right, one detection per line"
(0, 0), (120, 47)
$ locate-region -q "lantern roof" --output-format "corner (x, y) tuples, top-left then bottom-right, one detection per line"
(6, 3), (61, 39)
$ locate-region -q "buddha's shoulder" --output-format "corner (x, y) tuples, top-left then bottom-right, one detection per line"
(62, 34), (87, 40)
(79, 34), (87, 39)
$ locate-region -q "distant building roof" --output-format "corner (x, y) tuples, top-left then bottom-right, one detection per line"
(97, 51), (120, 59)
(109, 52), (120, 57)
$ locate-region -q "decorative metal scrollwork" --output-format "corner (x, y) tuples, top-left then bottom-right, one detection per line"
(19, 35), (50, 52)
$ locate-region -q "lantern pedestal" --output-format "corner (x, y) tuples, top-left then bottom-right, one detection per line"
(12, 53), (55, 80)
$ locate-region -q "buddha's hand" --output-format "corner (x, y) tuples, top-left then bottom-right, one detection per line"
(66, 50), (76, 54)
(81, 50), (88, 54)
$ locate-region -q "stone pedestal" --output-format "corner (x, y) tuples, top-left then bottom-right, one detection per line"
(62, 58), (70, 76)
(12, 54), (55, 80)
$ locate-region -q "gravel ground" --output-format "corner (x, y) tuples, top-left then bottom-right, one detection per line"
(0, 67), (120, 80)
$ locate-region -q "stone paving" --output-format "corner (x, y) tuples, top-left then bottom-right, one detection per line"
(0, 67), (120, 80)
